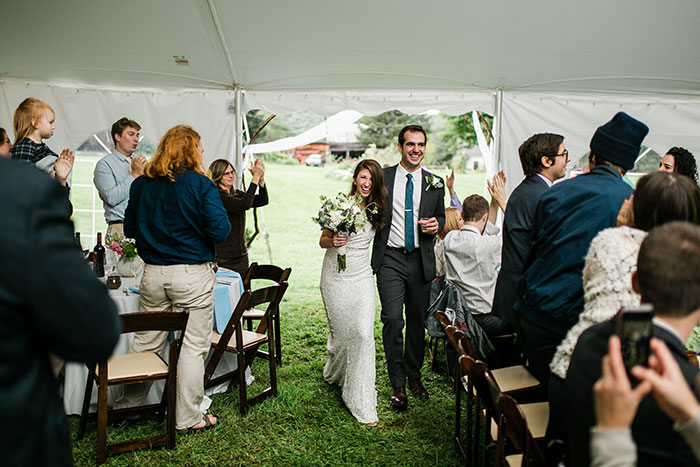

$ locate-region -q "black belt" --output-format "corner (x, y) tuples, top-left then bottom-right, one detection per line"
(386, 245), (420, 254)
(107, 220), (124, 225)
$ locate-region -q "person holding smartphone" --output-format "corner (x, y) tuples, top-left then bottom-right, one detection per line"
(565, 222), (700, 467)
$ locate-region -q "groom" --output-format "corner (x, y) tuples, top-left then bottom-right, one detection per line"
(372, 125), (445, 410)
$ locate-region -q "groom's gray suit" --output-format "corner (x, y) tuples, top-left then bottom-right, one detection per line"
(371, 165), (445, 390)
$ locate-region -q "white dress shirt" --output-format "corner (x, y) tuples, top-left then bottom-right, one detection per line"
(388, 164), (423, 250)
(444, 223), (502, 314)
(537, 173), (554, 187)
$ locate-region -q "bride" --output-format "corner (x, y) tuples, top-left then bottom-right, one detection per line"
(319, 159), (387, 425)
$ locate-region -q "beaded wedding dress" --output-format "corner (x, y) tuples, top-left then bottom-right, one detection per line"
(320, 223), (378, 424)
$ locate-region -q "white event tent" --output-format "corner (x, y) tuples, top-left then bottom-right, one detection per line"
(3, 0), (700, 192)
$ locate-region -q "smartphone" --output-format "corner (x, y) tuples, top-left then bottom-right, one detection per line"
(616, 305), (654, 372)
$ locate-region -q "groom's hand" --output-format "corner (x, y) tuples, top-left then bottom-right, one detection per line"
(419, 217), (439, 235)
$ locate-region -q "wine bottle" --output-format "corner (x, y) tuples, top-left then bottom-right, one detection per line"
(93, 232), (105, 277)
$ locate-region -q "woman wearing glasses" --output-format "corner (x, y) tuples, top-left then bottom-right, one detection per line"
(208, 158), (269, 276)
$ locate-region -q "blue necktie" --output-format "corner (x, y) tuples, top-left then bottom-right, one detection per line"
(405, 173), (414, 252)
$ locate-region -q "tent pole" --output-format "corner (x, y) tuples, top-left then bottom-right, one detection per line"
(234, 87), (243, 189)
(492, 88), (504, 172)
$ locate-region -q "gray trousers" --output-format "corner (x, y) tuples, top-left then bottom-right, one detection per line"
(377, 249), (430, 389)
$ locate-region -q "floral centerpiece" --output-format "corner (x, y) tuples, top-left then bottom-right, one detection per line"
(312, 193), (376, 272)
(106, 233), (139, 276)
(106, 233), (138, 260)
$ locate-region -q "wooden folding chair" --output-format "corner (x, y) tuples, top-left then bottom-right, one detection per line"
(460, 356), (549, 467)
(496, 394), (548, 467)
(242, 262), (292, 365)
(204, 282), (288, 414)
(77, 311), (189, 465)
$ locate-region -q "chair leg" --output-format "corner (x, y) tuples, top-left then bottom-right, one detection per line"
(269, 332), (277, 397)
(455, 373), (463, 456)
(237, 350), (247, 415)
(97, 368), (108, 465)
(77, 364), (96, 440)
(166, 354), (177, 449)
(273, 309), (282, 366)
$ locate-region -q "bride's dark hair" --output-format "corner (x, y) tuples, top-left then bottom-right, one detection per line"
(349, 159), (387, 230)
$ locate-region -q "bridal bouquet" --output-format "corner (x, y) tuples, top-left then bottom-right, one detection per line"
(312, 193), (376, 272)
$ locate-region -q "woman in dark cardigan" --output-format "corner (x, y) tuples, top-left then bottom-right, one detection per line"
(208, 158), (268, 276)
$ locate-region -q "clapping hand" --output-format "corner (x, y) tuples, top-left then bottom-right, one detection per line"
(130, 154), (148, 178)
(254, 157), (266, 186)
(445, 168), (455, 195)
(248, 158), (264, 185)
(54, 148), (75, 186)
(486, 170), (507, 212)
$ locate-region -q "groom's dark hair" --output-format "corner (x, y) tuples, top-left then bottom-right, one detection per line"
(398, 125), (427, 146)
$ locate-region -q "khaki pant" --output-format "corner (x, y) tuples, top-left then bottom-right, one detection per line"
(114, 262), (215, 429)
(106, 222), (124, 239)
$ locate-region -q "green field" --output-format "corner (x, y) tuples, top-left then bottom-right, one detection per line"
(71, 162), (487, 466)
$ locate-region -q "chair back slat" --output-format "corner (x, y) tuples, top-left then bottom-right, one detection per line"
(445, 325), (467, 357)
(243, 262), (292, 289)
(120, 311), (189, 334)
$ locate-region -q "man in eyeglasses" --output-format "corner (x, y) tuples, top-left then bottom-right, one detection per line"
(491, 133), (569, 331)
(513, 112), (648, 387)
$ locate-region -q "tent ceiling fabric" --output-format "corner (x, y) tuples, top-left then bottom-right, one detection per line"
(4, 0), (700, 96)
(3, 0), (700, 186)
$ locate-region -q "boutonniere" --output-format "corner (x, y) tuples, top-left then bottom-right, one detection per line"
(425, 173), (443, 191)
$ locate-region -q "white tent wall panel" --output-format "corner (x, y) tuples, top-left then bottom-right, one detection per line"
(500, 92), (700, 194)
(0, 80), (237, 166)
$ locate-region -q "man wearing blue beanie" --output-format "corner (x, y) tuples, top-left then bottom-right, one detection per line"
(513, 112), (649, 390)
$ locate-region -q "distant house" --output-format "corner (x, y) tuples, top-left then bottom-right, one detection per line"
(289, 123), (367, 164)
(327, 123), (366, 160)
(458, 146), (485, 171)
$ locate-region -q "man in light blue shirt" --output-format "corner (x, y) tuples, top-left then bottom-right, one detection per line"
(93, 117), (147, 237)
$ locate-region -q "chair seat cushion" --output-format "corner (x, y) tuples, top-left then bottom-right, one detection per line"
(242, 308), (265, 319)
(519, 401), (549, 439)
(488, 401), (549, 441)
(506, 454), (523, 466)
(492, 365), (541, 393)
(102, 352), (168, 383)
(211, 329), (267, 351)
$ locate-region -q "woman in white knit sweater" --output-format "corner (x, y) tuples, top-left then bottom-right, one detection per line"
(547, 171), (700, 441)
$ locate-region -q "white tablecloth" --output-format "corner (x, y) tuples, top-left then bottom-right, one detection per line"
(62, 276), (251, 415)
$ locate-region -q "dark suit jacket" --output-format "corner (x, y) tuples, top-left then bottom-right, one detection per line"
(565, 317), (700, 467)
(515, 166), (633, 336)
(0, 159), (121, 466)
(371, 165), (445, 282)
(491, 175), (548, 325)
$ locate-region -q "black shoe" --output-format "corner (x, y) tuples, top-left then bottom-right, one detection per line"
(390, 387), (408, 410)
(409, 379), (429, 400)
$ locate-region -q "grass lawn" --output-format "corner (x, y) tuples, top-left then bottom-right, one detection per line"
(70, 162), (487, 466)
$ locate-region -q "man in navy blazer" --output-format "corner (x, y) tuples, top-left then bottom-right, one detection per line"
(0, 159), (120, 466)
(515, 112), (649, 385)
(371, 125), (445, 410)
(491, 133), (569, 328)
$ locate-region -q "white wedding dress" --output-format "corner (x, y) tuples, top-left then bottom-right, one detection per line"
(320, 223), (378, 424)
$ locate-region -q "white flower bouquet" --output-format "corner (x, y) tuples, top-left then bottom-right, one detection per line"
(312, 193), (376, 272)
